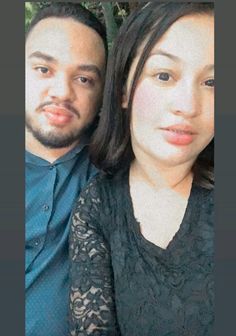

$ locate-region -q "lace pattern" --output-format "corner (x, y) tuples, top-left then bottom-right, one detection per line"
(69, 180), (120, 335)
(69, 174), (214, 336)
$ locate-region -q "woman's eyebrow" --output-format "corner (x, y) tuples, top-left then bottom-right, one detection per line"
(203, 64), (214, 72)
(147, 50), (214, 72)
(148, 49), (181, 62)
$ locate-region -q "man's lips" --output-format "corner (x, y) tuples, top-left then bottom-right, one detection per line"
(42, 106), (75, 126)
(43, 105), (75, 116)
(160, 124), (196, 145)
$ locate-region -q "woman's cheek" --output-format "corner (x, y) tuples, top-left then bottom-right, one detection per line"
(132, 79), (160, 122)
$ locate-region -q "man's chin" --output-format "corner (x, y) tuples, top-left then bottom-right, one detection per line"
(26, 118), (95, 149)
(35, 133), (81, 149)
(26, 126), (79, 149)
(38, 140), (77, 149)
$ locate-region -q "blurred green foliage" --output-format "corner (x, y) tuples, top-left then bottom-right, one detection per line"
(25, 2), (140, 47)
(25, 2), (50, 32)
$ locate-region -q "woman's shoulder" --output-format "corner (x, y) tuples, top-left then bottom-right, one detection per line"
(194, 184), (214, 207)
(74, 171), (128, 215)
(71, 171), (128, 240)
(83, 170), (128, 198)
(192, 184), (214, 229)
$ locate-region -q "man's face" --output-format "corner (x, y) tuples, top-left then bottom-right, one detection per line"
(25, 17), (106, 149)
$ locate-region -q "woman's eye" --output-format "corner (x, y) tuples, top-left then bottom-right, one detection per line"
(157, 72), (171, 81)
(204, 79), (214, 87)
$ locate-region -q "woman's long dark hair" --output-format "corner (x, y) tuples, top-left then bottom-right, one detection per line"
(91, 2), (214, 189)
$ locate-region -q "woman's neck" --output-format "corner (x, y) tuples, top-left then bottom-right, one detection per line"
(130, 158), (194, 197)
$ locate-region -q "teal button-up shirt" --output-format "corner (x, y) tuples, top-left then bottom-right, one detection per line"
(26, 144), (97, 336)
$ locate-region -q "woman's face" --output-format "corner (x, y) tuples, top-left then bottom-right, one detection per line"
(124, 14), (214, 168)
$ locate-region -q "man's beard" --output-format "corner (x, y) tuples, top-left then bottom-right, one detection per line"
(26, 115), (94, 149)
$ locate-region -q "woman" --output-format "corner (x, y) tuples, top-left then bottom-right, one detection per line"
(69, 2), (214, 335)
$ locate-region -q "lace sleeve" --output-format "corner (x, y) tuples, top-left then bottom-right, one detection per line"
(68, 180), (120, 336)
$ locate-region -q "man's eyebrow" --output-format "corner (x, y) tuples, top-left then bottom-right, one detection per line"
(28, 51), (57, 63)
(76, 64), (102, 79)
(28, 52), (102, 79)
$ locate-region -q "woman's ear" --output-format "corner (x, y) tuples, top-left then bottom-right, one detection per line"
(122, 92), (128, 109)
(121, 84), (129, 109)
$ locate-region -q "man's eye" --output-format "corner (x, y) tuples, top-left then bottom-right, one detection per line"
(75, 76), (94, 86)
(35, 66), (49, 74)
(204, 79), (214, 87)
(157, 72), (171, 81)
(79, 77), (89, 83)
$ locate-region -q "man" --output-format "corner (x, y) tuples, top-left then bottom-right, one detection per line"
(25, 3), (107, 335)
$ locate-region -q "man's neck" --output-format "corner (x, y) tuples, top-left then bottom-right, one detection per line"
(25, 130), (79, 163)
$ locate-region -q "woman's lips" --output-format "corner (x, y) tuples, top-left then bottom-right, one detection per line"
(42, 106), (74, 126)
(160, 125), (196, 145)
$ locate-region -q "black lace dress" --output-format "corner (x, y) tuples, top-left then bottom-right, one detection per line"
(69, 172), (214, 336)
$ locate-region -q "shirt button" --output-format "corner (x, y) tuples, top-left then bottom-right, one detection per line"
(34, 239), (40, 247)
(42, 204), (49, 211)
(49, 165), (55, 170)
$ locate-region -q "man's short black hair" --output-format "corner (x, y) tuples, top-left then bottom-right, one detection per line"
(26, 2), (108, 58)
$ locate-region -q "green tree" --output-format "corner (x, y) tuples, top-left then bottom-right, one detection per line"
(25, 2), (38, 31)
(25, 2), (141, 47)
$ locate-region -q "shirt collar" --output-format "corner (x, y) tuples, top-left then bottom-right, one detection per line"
(25, 141), (88, 166)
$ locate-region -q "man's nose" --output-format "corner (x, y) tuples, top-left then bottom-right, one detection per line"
(48, 74), (75, 101)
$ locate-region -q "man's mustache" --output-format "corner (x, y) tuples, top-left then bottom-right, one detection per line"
(37, 102), (80, 118)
